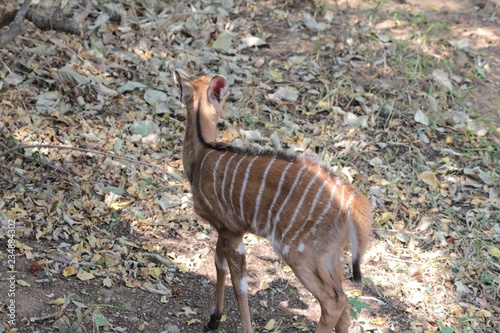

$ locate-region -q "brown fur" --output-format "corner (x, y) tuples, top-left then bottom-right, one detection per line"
(174, 70), (373, 333)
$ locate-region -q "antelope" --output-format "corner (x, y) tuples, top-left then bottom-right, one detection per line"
(173, 70), (372, 333)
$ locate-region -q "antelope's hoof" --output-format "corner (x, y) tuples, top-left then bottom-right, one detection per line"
(204, 323), (218, 332)
(204, 312), (221, 332)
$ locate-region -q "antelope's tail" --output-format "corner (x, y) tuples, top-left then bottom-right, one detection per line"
(348, 191), (372, 282)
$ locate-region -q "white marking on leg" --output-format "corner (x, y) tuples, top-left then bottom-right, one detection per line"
(198, 150), (215, 209)
(215, 253), (228, 272)
(229, 155), (247, 215)
(220, 153), (238, 208)
(236, 240), (245, 255)
(283, 244), (290, 256)
(240, 276), (248, 293)
(252, 157), (276, 233)
(213, 151), (229, 215)
(281, 169), (321, 241)
(239, 155), (259, 222)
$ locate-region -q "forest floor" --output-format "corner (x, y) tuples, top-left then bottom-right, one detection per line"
(0, 0), (499, 332)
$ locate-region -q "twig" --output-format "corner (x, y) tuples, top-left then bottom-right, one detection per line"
(0, 144), (178, 179)
(36, 278), (59, 283)
(358, 296), (386, 305)
(0, 0), (32, 48)
(144, 253), (175, 267)
(30, 313), (56, 322)
(128, 1), (145, 38)
(157, 10), (216, 18)
(0, 142), (68, 175)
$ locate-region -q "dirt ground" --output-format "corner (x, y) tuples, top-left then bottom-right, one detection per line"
(1, 0), (499, 332)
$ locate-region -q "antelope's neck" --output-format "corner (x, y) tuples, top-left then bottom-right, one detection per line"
(182, 99), (218, 183)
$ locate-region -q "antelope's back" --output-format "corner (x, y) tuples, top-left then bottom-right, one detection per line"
(190, 146), (361, 254)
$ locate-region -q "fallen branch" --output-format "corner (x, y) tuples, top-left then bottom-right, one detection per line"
(0, 1), (92, 44)
(25, 9), (83, 35)
(0, 144), (179, 179)
(0, 0), (32, 48)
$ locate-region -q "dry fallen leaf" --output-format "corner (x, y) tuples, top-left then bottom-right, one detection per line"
(371, 316), (387, 325)
(188, 318), (202, 325)
(63, 266), (78, 277)
(264, 318), (276, 330)
(488, 246), (500, 258)
(48, 298), (66, 305)
(259, 280), (270, 291)
(346, 289), (362, 297)
(16, 279), (30, 287)
(103, 277), (113, 287)
(418, 171), (440, 189)
(76, 272), (95, 281)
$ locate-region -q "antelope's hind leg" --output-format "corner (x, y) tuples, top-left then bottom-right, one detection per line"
(289, 258), (349, 333)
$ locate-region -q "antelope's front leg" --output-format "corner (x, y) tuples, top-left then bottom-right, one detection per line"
(205, 233), (229, 331)
(210, 230), (252, 333)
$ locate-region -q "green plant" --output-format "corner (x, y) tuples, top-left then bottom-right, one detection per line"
(437, 321), (454, 333)
(348, 297), (372, 333)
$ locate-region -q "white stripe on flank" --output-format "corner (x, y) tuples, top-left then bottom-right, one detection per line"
(229, 155), (247, 214)
(304, 174), (328, 222)
(264, 161), (294, 236)
(220, 154), (238, 208)
(213, 151), (228, 215)
(281, 169), (321, 241)
(288, 172), (328, 248)
(198, 150), (215, 209)
(270, 165), (307, 247)
(345, 193), (355, 213)
(300, 178), (340, 242)
(336, 184), (347, 222)
(239, 155), (259, 222)
(252, 157), (277, 233)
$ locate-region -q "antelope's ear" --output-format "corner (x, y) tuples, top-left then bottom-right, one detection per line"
(207, 75), (229, 112)
(173, 69), (194, 105)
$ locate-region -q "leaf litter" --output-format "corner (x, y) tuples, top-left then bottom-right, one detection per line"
(0, 0), (499, 332)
